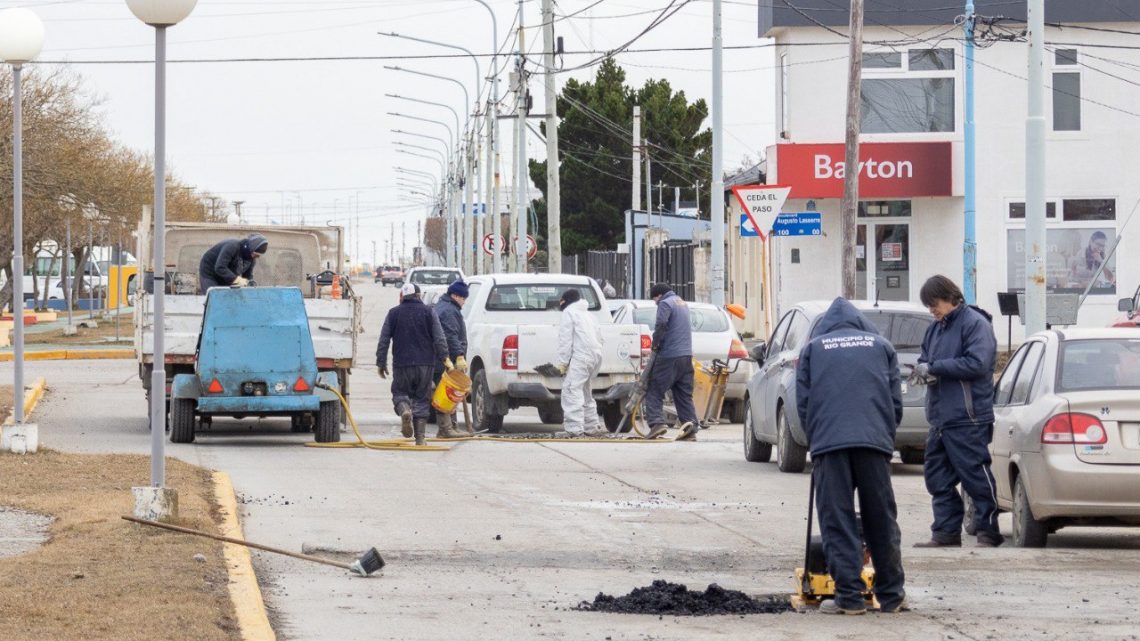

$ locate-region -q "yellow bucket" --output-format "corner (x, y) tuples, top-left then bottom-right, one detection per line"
(432, 369), (472, 413)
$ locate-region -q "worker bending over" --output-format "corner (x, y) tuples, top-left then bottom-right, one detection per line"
(556, 288), (607, 437)
(796, 297), (907, 615)
(644, 284), (698, 441)
(377, 283), (451, 445)
(433, 280), (471, 438)
(199, 233), (268, 292)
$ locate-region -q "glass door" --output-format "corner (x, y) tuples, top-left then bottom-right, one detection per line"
(856, 222), (911, 302)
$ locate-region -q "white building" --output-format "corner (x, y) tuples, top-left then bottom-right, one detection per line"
(750, 1), (1137, 342)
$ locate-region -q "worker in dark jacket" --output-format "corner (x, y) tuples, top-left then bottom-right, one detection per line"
(198, 233), (268, 292)
(796, 297), (906, 615)
(643, 284), (698, 441)
(432, 280), (470, 438)
(911, 275), (1003, 548)
(377, 283), (450, 445)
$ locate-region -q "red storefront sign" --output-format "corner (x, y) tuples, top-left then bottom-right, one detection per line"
(775, 142), (952, 199)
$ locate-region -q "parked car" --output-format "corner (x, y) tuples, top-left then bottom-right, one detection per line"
(743, 300), (934, 472)
(462, 274), (648, 432)
(377, 265), (404, 286)
(983, 328), (1140, 547)
(405, 266), (465, 302)
(611, 299), (756, 423)
(1112, 285), (1140, 328)
(606, 299), (633, 318)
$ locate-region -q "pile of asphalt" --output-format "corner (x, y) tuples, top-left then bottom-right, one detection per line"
(577, 580), (792, 616)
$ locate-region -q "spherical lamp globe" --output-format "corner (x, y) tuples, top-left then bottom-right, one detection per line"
(0, 8), (45, 64)
(125, 0), (197, 26)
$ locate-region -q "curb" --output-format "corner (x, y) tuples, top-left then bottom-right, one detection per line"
(3, 376), (47, 425)
(213, 472), (277, 641)
(0, 348), (134, 362)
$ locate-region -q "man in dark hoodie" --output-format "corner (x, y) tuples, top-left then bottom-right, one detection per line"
(198, 233), (269, 292)
(643, 284), (699, 441)
(432, 280), (471, 438)
(911, 275), (1002, 548)
(796, 297), (906, 615)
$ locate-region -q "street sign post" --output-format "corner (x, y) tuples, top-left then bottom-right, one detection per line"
(771, 213), (822, 237)
(731, 185), (791, 241)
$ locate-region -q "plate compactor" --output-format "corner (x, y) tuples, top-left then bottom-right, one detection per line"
(792, 470), (877, 611)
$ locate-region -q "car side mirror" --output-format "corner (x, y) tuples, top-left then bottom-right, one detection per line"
(1119, 297), (1135, 313)
(748, 341), (767, 362)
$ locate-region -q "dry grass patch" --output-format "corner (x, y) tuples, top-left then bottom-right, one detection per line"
(0, 451), (240, 641)
(23, 321), (132, 346)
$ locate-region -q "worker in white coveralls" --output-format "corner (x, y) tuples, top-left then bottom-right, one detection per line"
(556, 288), (607, 437)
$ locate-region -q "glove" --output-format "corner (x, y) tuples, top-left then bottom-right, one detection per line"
(378, 366), (388, 379)
(557, 363), (568, 376)
(232, 276), (249, 288)
(456, 356), (468, 373)
(907, 362), (935, 386)
(444, 358), (455, 372)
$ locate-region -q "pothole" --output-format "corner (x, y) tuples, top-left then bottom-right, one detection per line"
(0, 507), (52, 559)
(576, 580), (793, 616)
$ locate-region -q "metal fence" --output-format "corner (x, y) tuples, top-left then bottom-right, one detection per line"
(561, 255), (581, 275)
(585, 251), (628, 298)
(647, 243), (696, 301)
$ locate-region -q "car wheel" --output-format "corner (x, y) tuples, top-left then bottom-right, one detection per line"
(961, 486), (977, 535)
(728, 399), (747, 424)
(776, 406), (807, 473)
(603, 402), (631, 433)
(472, 370), (504, 433)
(315, 400), (341, 443)
(538, 404), (564, 425)
(169, 399), (196, 444)
(743, 400), (772, 463)
(1012, 475), (1048, 548)
(900, 449), (925, 465)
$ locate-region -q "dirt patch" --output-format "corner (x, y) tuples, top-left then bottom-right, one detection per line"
(22, 321), (132, 345)
(0, 451), (240, 641)
(577, 580), (793, 616)
(0, 384), (12, 422)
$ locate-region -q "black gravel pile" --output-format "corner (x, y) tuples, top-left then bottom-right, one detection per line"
(577, 580), (792, 616)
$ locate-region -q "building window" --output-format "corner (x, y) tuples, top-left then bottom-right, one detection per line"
(1006, 198), (1116, 295)
(908, 48), (955, 71)
(861, 48), (956, 134)
(1008, 201), (1057, 220)
(859, 201), (912, 218)
(1055, 49), (1078, 65)
(863, 51), (902, 69)
(1053, 72), (1081, 131)
(1062, 198), (1114, 221)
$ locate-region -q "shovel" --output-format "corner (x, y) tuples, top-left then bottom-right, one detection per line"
(122, 515), (385, 577)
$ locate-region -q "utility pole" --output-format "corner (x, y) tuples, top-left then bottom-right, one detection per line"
(710, 0), (726, 306)
(390, 222), (395, 264)
(674, 186), (680, 215)
(371, 240), (377, 267)
(515, 3), (529, 274)
(839, 0), (864, 300)
(644, 145), (652, 220)
(963, 0), (977, 304)
(1025, 0), (1046, 334)
(417, 219), (422, 266)
(658, 181), (664, 212)
(632, 105), (642, 212)
(510, 81), (520, 273)
(232, 200), (245, 223)
(542, 0), (562, 273)
(402, 221), (407, 263)
(464, 138), (475, 275)
(695, 182), (701, 216)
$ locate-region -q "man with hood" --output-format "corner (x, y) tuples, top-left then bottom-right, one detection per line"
(432, 280), (471, 438)
(199, 233), (269, 292)
(377, 283), (451, 445)
(644, 284), (699, 441)
(796, 297), (906, 615)
(556, 288), (607, 437)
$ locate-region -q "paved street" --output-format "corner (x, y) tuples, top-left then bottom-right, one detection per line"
(12, 280), (1140, 641)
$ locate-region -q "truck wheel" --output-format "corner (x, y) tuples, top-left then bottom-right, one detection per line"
(538, 404), (564, 425)
(743, 401), (772, 463)
(603, 402), (631, 433)
(776, 406), (807, 473)
(315, 400), (341, 443)
(727, 399), (747, 424)
(472, 370), (504, 433)
(169, 399), (196, 443)
(291, 413), (313, 433)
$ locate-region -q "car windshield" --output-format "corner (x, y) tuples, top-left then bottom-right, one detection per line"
(1057, 339), (1140, 392)
(486, 284), (600, 311)
(410, 269), (461, 285)
(632, 307), (729, 333)
(861, 311), (931, 350)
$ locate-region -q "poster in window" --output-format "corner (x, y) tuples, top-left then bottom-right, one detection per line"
(881, 242), (903, 262)
(1006, 228), (1116, 295)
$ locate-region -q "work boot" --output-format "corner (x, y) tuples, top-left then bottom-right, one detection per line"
(819, 600), (866, 616)
(584, 426), (609, 438)
(645, 424), (668, 440)
(396, 402), (413, 438)
(912, 537), (962, 548)
(676, 421), (698, 441)
(976, 531), (1005, 548)
(413, 417), (427, 446)
(436, 412), (462, 439)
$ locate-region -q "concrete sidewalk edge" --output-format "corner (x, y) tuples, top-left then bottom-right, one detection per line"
(3, 376), (48, 425)
(0, 349), (134, 361)
(213, 472), (277, 641)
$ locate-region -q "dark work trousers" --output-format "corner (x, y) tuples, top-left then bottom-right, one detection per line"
(643, 354), (698, 427)
(392, 365), (435, 419)
(924, 423), (1003, 543)
(815, 448), (906, 610)
(198, 272), (223, 293)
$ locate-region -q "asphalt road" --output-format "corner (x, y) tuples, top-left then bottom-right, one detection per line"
(12, 279), (1140, 641)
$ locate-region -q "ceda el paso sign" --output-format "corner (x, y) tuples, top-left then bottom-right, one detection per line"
(774, 142), (952, 199)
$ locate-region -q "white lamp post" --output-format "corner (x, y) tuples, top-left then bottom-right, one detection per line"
(126, 0), (196, 519)
(0, 8), (44, 455)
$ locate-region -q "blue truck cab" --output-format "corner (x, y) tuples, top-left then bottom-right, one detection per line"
(169, 287), (342, 443)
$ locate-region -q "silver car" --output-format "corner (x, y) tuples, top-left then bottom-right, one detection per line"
(987, 328), (1140, 547)
(612, 300), (757, 423)
(743, 300), (934, 472)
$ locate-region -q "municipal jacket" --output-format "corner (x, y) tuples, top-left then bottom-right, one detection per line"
(795, 298), (903, 458)
(652, 291), (692, 359)
(376, 296), (448, 369)
(919, 304), (997, 429)
(558, 299), (603, 366)
(433, 295), (467, 372)
(199, 239), (255, 286)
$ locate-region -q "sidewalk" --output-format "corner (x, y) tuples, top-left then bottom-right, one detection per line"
(2, 308), (134, 360)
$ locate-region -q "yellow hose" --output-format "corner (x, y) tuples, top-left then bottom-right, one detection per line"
(305, 384), (450, 451)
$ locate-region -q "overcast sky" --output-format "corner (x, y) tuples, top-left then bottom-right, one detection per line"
(25, 0), (779, 263)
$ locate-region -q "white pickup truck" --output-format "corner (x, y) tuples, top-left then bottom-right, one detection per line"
(462, 273), (649, 432)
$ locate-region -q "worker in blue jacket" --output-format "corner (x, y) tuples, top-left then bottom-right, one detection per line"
(643, 284), (699, 441)
(377, 283), (451, 445)
(432, 280), (471, 438)
(198, 233), (268, 292)
(796, 297), (906, 615)
(910, 275), (1003, 548)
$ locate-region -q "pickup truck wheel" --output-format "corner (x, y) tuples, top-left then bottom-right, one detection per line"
(776, 406), (807, 473)
(169, 399), (196, 443)
(728, 399), (747, 424)
(315, 400), (341, 443)
(472, 370), (504, 433)
(538, 404), (564, 425)
(743, 401), (772, 463)
(602, 402), (631, 433)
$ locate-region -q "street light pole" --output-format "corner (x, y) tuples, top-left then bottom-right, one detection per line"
(710, 0), (726, 307)
(1025, 0), (1046, 334)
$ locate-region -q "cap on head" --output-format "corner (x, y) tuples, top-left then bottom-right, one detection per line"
(400, 282), (420, 298)
(559, 288), (581, 310)
(650, 283), (671, 299)
(247, 233), (269, 254)
(447, 280), (470, 298)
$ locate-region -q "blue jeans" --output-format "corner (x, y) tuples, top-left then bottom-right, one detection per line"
(643, 355), (698, 427)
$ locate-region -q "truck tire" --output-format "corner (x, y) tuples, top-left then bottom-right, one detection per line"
(538, 404), (564, 425)
(603, 402), (631, 433)
(727, 399), (747, 424)
(743, 401), (772, 463)
(776, 406), (807, 473)
(315, 400), (341, 443)
(472, 370), (504, 433)
(169, 399), (196, 443)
